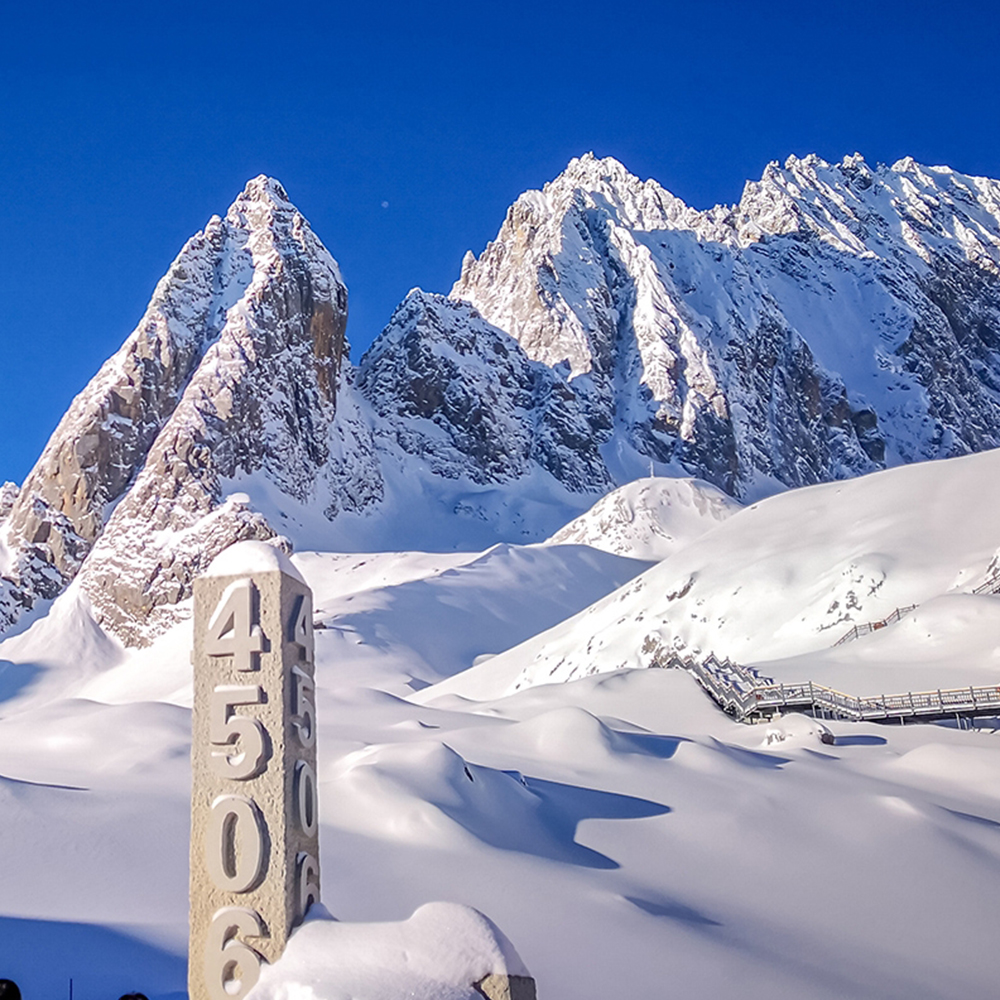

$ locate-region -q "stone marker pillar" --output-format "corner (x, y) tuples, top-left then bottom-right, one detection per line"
(189, 544), (320, 1000)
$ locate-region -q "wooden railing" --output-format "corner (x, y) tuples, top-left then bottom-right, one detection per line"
(972, 574), (1000, 595)
(832, 572), (1000, 647)
(833, 606), (917, 646)
(654, 650), (1000, 724)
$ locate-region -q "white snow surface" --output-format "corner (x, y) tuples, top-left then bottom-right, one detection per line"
(248, 902), (528, 1000)
(205, 538), (305, 583)
(424, 446), (1000, 702)
(546, 476), (741, 560)
(2, 453), (1000, 999)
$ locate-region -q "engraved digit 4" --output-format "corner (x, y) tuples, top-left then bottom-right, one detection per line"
(206, 579), (267, 671)
(288, 592), (314, 663)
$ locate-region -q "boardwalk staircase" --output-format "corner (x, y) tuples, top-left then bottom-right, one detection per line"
(655, 651), (1000, 725)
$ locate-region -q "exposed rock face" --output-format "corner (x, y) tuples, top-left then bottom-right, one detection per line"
(1, 177), (379, 643)
(451, 152), (1000, 494)
(5, 152), (1000, 646)
(357, 290), (611, 493)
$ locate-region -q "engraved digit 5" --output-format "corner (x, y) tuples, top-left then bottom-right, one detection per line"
(209, 685), (267, 780)
(291, 665), (316, 749)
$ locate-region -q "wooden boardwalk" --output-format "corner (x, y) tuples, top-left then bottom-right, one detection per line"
(655, 651), (1000, 725)
(833, 572), (1000, 646)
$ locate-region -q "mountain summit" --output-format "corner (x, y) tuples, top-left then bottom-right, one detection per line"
(450, 151), (1000, 492)
(0, 176), (378, 642)
(2, 154), (1000, 644)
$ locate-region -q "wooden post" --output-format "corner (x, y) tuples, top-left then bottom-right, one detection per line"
(189, 542), (320, 1000)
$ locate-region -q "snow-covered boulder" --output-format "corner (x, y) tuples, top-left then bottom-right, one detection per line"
(247, 902), (535, 1000)
(546, 476), (740, 560)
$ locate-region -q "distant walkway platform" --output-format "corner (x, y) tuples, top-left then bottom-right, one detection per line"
(655, 652), (1000, 726)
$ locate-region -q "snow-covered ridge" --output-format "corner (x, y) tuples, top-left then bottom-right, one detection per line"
(5, 150), (1000, 645)
(424, 445), (1000, 702)
(546, 476), (741, 561)
(453, 151), (1000, 494)
(0, 175), (373, 643)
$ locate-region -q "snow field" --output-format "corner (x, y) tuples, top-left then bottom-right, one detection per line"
(1, 468), (999, 998)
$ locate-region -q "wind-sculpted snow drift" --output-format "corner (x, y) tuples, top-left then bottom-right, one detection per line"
(3, 151), (1000, 643)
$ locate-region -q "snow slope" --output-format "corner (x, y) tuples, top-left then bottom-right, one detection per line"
(546, 476), (741, 560)
(3, 452), (1000, 999)
(424, 447), (1000, 702)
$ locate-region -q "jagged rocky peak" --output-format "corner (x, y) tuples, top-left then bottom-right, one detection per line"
(6, 151), (1000, 646)
(449, 151), (1000, 497)
(357, 289), (611, 493)
(0, 174), (375, 644)
(452, 152), (698, 380)
(0, 482), (18, 522)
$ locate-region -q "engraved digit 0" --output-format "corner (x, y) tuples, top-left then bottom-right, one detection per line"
(206, 795), (266, 893)
(294, 760), (318, 837)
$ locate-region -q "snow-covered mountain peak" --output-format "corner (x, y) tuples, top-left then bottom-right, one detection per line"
(546, 476), (741, 561)
(7, 151), (1000, 647)
(0, 175), (370, 644)
(735, 151), (1000, 267)
(448, 150), (1000, 501)
(233, 173), (293, 207)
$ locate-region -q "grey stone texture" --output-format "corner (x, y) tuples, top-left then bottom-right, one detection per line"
(189, 563), (319, 1000)
(474, 974), (538, 1000)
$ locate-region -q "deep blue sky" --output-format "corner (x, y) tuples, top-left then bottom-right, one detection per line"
(1, 0), (998, 484)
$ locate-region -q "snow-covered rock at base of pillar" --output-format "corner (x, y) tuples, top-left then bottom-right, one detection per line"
(546, 476), (741, 560)
(247, 902), (534, 1000)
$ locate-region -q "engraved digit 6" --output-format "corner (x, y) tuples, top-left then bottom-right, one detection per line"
(296, 852), (320, 919)
(206, 795), (266, 893)
(204, 906), (264, 1000)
